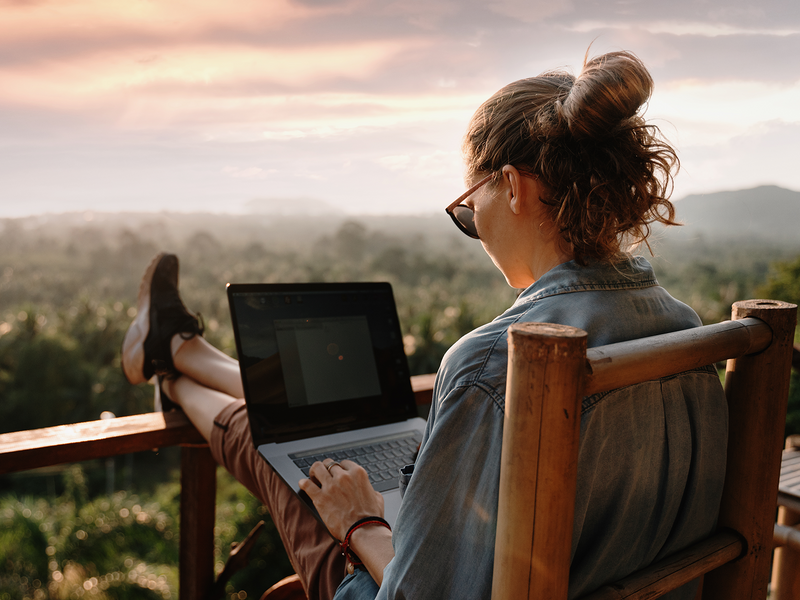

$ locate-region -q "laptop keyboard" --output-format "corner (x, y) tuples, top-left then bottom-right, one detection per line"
(288, 432), (422, 493)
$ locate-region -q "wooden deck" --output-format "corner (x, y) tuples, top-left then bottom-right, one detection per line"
(780, 443), (800, 513)
(774, 433), (800, 600)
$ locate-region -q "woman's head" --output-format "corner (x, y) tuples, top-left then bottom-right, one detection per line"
(463, 50), (678, 264)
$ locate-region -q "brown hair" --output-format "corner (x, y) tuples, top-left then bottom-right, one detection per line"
(463, 50), (679, 264)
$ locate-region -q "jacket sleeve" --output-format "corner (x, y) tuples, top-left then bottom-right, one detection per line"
(374, 381), (505, 599)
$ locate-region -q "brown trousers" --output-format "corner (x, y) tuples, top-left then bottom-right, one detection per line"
(210, 400), (346, 600)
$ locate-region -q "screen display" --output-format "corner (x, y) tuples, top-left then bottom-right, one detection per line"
(228, 283), (415, 444)
(274, 316), (381, 407)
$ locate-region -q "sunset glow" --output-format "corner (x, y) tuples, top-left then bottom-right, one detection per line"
(1, 0), (799, 217)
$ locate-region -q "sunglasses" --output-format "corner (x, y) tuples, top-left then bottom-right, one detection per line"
(445, 174), (494, 240)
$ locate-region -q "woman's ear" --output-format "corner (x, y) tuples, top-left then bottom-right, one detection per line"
(501, 165), (524, 215)
(501, 165), (543, 216)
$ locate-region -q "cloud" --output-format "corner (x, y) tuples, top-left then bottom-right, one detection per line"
(1, 0), (800, 217)
(675, 119), (800, 198)
(649, 79), (800, 146)
(377, 155), (412, 171)
(556, 0), (800, 30)
(0, 39), (421, 106)
(0, 0), (332, 46)
(485, 0), (573, 24)
(222, 166), (276, 179)
(569, 20), (800, 37)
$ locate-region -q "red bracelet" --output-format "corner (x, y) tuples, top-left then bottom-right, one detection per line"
(340, 517), (391, 567)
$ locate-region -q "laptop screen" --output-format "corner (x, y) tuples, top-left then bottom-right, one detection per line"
(227, 282), (416, 444)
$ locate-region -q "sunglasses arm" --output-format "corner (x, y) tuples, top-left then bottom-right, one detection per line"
(445, 174), (494, 212)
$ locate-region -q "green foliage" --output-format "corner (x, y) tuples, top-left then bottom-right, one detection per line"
(0, 301), (152, 434)
(0, 215), (515, 434)
(757, 255), (800, 435)
(647, 237), (797, 325)
(0, 466), (294, 599)
(759, 254), (800, 311)
(0, 504), (49, 595)
(0, 466), (179, 599)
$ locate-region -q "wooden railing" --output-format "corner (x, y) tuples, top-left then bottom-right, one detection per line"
(0, 374), (436, 600)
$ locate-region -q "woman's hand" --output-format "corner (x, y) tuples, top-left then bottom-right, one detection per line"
(298, 459), (385, 542)
(300, 459), (396, 586)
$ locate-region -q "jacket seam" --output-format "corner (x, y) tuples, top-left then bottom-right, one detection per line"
(473, 308), (532, 381)
(446, 380), (506, 414)
(516, 279), (659, 306)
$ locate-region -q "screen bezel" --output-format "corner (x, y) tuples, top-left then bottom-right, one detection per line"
(227, 281), (417, 445)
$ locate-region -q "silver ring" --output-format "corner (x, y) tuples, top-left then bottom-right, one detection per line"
(325, 461), (342, 473)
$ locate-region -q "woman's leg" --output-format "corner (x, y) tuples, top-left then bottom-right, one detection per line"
(162, 376), (346, 599)
(171, 334), (243, 399)
(160, 332), (243, 441)
(122, 254), (346, 598)
(162, 373), (237, 442)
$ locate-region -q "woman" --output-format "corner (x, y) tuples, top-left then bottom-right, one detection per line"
(122, 50), (727, 600)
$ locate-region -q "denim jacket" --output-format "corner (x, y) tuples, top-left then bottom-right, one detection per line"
(335, 256), (728, 600)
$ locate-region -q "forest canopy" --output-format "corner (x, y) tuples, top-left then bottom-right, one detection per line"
(1, 210), (798, 434)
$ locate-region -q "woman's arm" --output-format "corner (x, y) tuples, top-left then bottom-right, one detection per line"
(299, 384), (504, 597)
(348, 523), (394, 586)
(299, 460), (395, 586)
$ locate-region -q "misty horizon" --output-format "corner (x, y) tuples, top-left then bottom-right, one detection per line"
(2, 182), (798, 221)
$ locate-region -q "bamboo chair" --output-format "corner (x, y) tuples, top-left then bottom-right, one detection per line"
(493, 299), (797, 600)
(263, 299), (796, 600)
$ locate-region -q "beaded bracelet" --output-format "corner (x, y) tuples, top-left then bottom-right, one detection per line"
(340, 516), (391, 567)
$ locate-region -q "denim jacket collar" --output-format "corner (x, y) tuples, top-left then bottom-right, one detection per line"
(513, 255), (659, 308)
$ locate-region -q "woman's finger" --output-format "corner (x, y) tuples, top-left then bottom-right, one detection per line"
(298, 457), (386, 540)
(324, 460), (345, 475)
(308, 458), (351, 483)
(308, 459), (334, 481)
(298, 476), (320, 498)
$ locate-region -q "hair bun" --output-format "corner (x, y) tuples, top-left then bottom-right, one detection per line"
(561, 51), (653, 140)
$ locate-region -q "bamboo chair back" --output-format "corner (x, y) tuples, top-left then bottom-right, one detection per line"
(491, 299), (797, 600)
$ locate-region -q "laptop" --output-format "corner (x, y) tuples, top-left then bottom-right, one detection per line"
(226, 281), (427, 527)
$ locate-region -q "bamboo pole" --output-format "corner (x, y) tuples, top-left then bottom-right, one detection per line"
(774, 523), (800, 553)
(584, 318), (771, 396)
(703, 300), (797, 600)
(492, 322), (587, 600)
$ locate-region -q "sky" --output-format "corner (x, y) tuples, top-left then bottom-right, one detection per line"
(1, 0), (799, 218)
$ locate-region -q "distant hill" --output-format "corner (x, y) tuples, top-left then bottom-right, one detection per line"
(671, 185), (800, 241)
